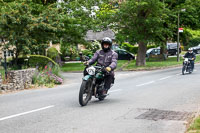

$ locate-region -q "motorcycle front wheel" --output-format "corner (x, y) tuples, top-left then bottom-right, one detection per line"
(79, 79), (93, 106)
(182, 66), (186, 75)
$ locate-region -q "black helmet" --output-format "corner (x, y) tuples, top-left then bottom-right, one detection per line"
(101, 37), (112, 52)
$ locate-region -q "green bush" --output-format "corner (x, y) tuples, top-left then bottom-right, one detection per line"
(32, 71), (63, 87)
(47, 47), (59, 60)
(86, 41), (100, 53)
(60, 45), (79, 61)
(120, 42), (157, 54)
(28, 55), (58, 69)
(82, 49), (93, 58)
(32, 65), (63, 87)
(188, 37), (200, 47)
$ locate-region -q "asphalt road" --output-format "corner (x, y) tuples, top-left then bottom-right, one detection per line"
(1, 64), (200, 133)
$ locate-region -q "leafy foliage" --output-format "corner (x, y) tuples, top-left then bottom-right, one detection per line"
(188, 38), (200, 47)
(112, 0), (170, 66)
(28, 55), (59, 69)
(85, 41), (100, 53)
(0, 0), (63, 62)
(32, 65), (63, 88)
(121, 43), (157, 54)
(47, 47), (59, 60)
(180, 0), (200, 30)
(82, 49), (93, 59)
(1, 0), (200, 68)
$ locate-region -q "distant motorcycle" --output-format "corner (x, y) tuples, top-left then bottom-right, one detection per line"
(182, 58), (193, 75)
(79, 65), (108, 106)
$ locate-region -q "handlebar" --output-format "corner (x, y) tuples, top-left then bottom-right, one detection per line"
(85, 65), (106, 73)
(184, 58), (193, 60)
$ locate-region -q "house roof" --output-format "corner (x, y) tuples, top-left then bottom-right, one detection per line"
(85, 29), (115, 41)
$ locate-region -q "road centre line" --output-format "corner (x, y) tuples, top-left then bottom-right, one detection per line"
(158, 76), (172, 81)
(136, 81), (155, 87)
(0, 105), (54, 121)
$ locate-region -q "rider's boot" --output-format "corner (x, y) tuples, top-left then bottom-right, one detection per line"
(102, 89), (108, 97)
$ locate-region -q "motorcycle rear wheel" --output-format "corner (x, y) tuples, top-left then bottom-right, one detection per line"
(79, 79), (92, 106)
(182, 66), (186, 75)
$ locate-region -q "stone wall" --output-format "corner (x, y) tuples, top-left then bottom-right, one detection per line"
(0, 68), (36, 92)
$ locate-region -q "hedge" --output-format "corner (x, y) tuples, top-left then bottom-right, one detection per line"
(120, 43), (157, 54)
(28, 55), (59, 68)
(47, 47), (59, 60)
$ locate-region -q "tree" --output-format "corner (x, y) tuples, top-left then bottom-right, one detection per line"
(32, 0), (57, 5)
(57, 0), (111, 50)
(0, 0), (63, 64)
(113, 0), (169, 66)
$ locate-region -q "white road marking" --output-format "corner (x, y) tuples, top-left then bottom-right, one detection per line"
(136, 81), (155, 87)
(109, 89), (122, 93)
(159, 76), (172, 81)
(0, 105), (54, 121)
(116, 74), (130, 78)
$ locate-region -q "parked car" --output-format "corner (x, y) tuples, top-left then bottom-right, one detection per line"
(167, 43), (181, 55)
(146, 47), (161, 58)
(189, 44), (200, 54)
(114, 49), (135, 60)
(112, 44), (120, 50)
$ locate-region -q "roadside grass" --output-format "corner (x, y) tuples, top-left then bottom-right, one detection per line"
(0, 67), (5, 78)
(123, 55), (200, 70)
(124, 57), (183, 70)
(187, 117), (200, 133)
(60, 55), (200, 72)
(61, 63), (85, 72)
(61, 60), (128, 72)
(116, 60), (130, 70)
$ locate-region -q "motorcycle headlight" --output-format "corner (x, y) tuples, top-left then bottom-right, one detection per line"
(86, 66), (96, 75)
(184, 58), (189, 62)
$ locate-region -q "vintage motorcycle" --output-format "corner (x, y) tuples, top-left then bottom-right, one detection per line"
(79, 65), (108, 106)
(182, 58), (193, 75)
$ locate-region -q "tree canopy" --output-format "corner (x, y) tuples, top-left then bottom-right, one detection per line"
(0, 0), (63, 62)
(0, 0), (200, 67)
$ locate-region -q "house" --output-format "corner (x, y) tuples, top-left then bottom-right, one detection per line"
(0, 39), (15, 59)
(85, 29), (115, 41)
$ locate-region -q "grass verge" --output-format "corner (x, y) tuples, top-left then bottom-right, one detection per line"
(187, 116), (200, 133)
(61, 60), (128, 72)
(61, 63), (85, 72)
(123, 55), (200, 71)
(0, 67), (5, 79)
(60, 55), (200, 72)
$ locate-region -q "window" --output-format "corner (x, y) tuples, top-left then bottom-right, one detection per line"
(3, 50), (14, 57)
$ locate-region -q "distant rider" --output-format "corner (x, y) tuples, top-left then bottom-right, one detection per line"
(184, 48), (196, 71)
(84, 37), (118, 96)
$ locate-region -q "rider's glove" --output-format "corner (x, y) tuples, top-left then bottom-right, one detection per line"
(192, 58), (195, 60)
(105, 67), (112, 72)
(83, 61), (89, 66)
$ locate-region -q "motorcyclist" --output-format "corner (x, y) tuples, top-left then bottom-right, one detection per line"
(84, 37), (118, 96)
(184, 48), (196, 71)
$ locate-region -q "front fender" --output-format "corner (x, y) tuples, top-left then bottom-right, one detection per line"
(83, 75), (92, 81)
